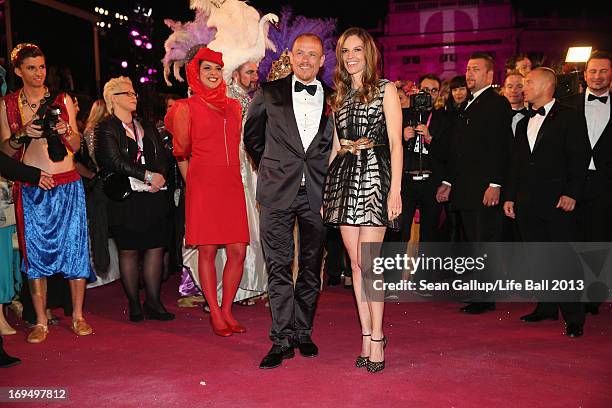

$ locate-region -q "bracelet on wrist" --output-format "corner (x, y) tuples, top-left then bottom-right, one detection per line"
(8, 137), (22, 150)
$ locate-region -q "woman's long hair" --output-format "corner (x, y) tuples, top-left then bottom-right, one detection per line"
(331, 27), (381, 112)
(85, 99), (109, 131)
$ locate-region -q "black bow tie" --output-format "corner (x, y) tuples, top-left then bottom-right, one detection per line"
(528, 106), (546, 118)
(513, 107), (528, 117)
(294, 81), (317, 96)
(588, 94), (608, 104)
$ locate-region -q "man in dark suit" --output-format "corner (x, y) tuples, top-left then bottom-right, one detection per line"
(244, 33), (334, 369)
(561, 51), (612, 315)
(436, 52), (514, 313)
(401, 74), (452, 243)
(504, 68), (591, 337)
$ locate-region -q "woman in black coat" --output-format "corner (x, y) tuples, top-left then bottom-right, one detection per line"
(95, 77), (173, 322)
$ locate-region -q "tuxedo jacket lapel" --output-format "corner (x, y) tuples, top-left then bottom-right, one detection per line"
(463, 86), (492, 114)
(532, 102), (558, 153)
(282, 76), (306, 157)
(516, 117), (530, 155)
(595, 100), (612, 148)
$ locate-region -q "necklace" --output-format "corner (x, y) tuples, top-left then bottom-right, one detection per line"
(20, 87), (50, 112)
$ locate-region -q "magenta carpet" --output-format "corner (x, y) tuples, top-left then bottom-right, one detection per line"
(2, 277), (612, 407)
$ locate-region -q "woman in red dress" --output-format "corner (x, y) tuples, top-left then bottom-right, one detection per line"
(165, 48), (249, 336)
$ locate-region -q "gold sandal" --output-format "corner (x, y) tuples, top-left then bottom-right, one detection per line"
(72, 319), (93, 336)
(27, 324), (49, 344)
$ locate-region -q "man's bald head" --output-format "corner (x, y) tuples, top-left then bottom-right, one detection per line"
(532, 67), (557, 94)
(524, 67), (557, 106)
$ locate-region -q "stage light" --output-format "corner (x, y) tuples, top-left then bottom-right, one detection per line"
(104, 10), (108, 16)
(100, 22), (105, 27)
(139, 77), (147, 83)
(107, 23), (111, 28)
(145, 43), (153, 50)
(95, 7), (99, 13)
(130, 30), (140, 37)
(148, 68), (153, 75)
(135, 39), (142, 47)
(121, 61), (128, 68)
(125, 16), (129, 21)
(115, 13), (119, 18)
(566, 47), (592, 63)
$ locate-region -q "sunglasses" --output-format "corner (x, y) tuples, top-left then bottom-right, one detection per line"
(113, 91), (138, 98)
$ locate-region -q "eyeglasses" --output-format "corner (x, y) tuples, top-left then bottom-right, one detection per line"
(113, 91), (138, 98)
(422, 87), (440, 94)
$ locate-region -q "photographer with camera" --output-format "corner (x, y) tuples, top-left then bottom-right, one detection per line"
(0, 44), (96, 343)
(400, 74), (452, 242)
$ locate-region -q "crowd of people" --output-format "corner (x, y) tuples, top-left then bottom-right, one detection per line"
(0, 29), (610, 373)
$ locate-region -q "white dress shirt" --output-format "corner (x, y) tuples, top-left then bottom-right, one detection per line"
(585, 89), (611, 170)
(291, 75), (324, 151)
(465, 84), (491, 110)
(511, 109), (526, 137)
(527, 99), (556, 152)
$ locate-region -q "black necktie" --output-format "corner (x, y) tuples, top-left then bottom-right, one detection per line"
(528, 106), (546, 118)
(587, 94), (608, 104)
(294, 81), (317, 96)
(467, 94), (474, 102)
(513, 107), (528, 117)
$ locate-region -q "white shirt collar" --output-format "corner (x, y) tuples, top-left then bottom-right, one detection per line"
(586, 88), (610, 102)
(470, 84), (492, 101)
(541, 98), (556, 116)
(292, 74), (321, 88)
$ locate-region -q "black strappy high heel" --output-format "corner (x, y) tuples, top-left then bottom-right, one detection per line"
(355, 334), (371, 368)
(367, 336), (387, 373)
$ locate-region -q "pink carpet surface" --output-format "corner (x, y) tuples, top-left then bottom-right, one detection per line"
(2, 277), (611, 408)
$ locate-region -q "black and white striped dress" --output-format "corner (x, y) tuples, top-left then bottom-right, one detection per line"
(323, 79), (399, 230)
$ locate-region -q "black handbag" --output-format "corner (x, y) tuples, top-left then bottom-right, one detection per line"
(101, 172), (132, 201)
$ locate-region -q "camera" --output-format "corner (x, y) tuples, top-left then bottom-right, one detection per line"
(406, 90), (434, 180)
(34, 105), (68, 162)
(407, 89), (434, 126)
(410, 89), (433, 113)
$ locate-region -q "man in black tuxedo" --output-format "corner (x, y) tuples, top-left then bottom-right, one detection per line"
(561, 51), (612, 315)
(504, 68), (591, 337)
(504, 71), (527, 137)
(436, 52), (514, 314)
(244, 34), (334, 369)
